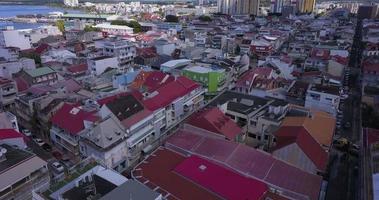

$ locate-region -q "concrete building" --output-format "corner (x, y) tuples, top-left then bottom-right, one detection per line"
(17, 67), (58, 87)
(0, 27), (32, 50)
(305, 84), (341, 117)
(0, 47), (19, 62)
(217, 0), (260, 16)
(101, 39), (136, 72)
(0, 144), (50, 200)
(0, 58), (36, 79)
(95, 23), (134, 36)
(88, 56), (119, 76)
(64, 0), (79, 7)
(0, 77), (17, 108)
(296, 0), (315, 13)
(182, 65), (226, 95)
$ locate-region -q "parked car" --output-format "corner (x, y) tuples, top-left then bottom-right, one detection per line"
(22, 129), (32, 137)
(33, 138), (45, 146)
(51, 162), (64, 173)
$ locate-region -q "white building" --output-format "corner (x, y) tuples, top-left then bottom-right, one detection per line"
(305, 84), (341, 117)
(95, 23), (134, 36)
(0, 27), (32, 50)
(0, 58), (36, 79)
(101, 39), (136, 71)
(88, 56), (119, 76)
(0, 47), (19, 62)
(64, 0), (79, 7)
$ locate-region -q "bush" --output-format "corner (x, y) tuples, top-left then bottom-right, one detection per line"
(165, 15), (179, 23)
(199, 15), (212, 22)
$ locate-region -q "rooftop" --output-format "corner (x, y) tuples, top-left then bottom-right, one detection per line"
(0, 144), (47, 191)
(165, 130), (322, 200)
(100, 180), (161, 200)
(24, 67), (55, 78)
(309, 84), (340, 95)
(208, 90), (270, 115)
(185, 65), (225, 74)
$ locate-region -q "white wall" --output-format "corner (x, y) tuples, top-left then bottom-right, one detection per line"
(88, 57), (119, 76)
(0, 58), (36, 79)
(0, 30), (32, 50)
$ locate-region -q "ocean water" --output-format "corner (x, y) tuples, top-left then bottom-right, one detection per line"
(0, 5), (82, 29)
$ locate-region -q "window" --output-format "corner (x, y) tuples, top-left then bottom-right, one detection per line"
(250, 120), (257, 126)
(257, 136), (261, 140)
(248, 133), (256, 138)
(264, 135), (269, 140)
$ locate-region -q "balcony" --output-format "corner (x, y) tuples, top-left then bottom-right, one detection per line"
(52, 127), (78, 146)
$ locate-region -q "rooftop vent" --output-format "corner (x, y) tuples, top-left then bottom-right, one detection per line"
(199, 164), (207, 171)
(70, 107), (80, 115)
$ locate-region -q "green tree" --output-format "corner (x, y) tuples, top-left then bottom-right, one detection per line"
(20, 52), (41, 67)
(55, 20), (65, 33)
(199, 15), (212, 22)
(235, 45), (241, 55)
(127, 20), (142, 33)
(165, 15), (179, 23)
(84, 25), (101, 32)
(111, 20), (129, 26)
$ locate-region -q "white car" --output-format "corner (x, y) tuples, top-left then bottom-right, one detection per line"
(33, 138), (45, 146)
(22, 129), (32, 137)
(51, 162), (64, 173)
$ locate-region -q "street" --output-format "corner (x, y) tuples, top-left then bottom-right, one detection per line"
(326, 18), (363, 200)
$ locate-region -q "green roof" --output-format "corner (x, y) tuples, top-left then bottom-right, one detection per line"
(62, 13), (111, 19)
(25, 67), (55, 77)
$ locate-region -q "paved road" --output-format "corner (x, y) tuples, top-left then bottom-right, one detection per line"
(326, 18), (362, 200)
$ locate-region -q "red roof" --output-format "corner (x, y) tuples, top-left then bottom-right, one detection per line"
(363, 63), (379, 74)
(132, 148), (222, 200)
(67, 63), (88, 74)
(51, 103), (98, 135)
(35, 43), (49, 55)
(143, 71), (175, 92)
(310, 48), (330, 60)
(187, 108), (241, 140)
(273, 126), (328, 171)
(143, 76), (199, 111)
(331, 55), (348, 65)
(174, 155), (268, 200)
(166, 130), (322, 200)
(235, 67), (273, 88)
(0, 129), (27, 142)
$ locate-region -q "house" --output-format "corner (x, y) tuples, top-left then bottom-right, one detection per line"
(134, 47), (158, 66)
(49, 165), (128, 200)
(100, 180), (162, 200)
(0, 58), (36, 79)
(0, 144), (50, 200)
(66, 63), (88, 78)
(88, 56), (119, 76)
(143, 76), (204, 130)
(234, 67), (291, 100)
(250, 39), (274, 58)
(272, 126), (329, 175)
(0, 27), (32, 50)
(362, 57), (379, 85)
(16, 67), (58, 87)
(50, 103), (98, 161)
(160, 59), (192, 74)
(101, 39), (136, 71)
(0, 129), (27, 149)
(95, 23), (134, 36)
(0, 111), (19, 132)
(305, 84), (341, 116)
(94, 93), (155, 168)
(185, 107), (243, 142)
(154, 39), (176, 56)
(0, 77), (17, 108)
(281, 107), (336, 149)
(182, 64), (226, 95)
(0, 47), (20, 62)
